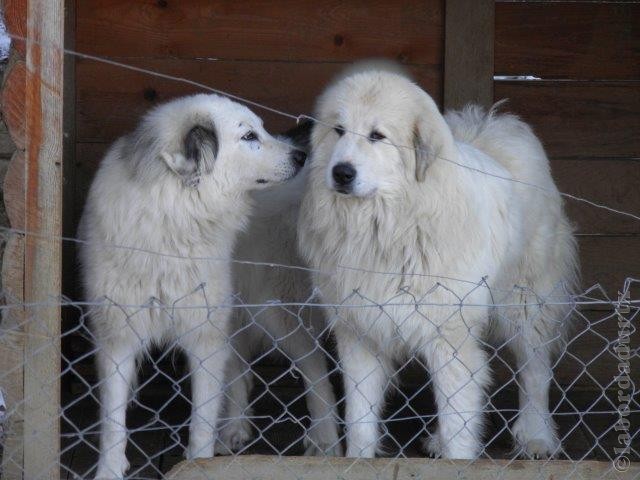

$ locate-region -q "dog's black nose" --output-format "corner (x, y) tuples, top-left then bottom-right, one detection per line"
(291, 149), (307, 167)
(332, 163), (356, 186)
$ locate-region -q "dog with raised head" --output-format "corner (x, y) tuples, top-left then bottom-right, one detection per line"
(298, 64), (578, 459)
(79, 93), (306, 478)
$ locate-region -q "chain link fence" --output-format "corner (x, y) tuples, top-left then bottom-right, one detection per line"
(0, 228), (636, 479)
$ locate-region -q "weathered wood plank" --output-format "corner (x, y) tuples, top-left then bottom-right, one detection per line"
(0, 234), (25, 480)
(552, 158), (640, 235)
(0, 5), (27, 477)
(495, 81), (640, 158)
(23, 0), (64, 478)
(1, 61), (26, 150)
(3, 0), (27, 57)
(495, 2), (640, 80)
(76, 0), (444, 64)
(167, 455), (636, 480)
(75, 58), (442, 142)
(0, 338), (25, 480)
(578, 235), (640, 301)
(444, 0), (494, 109)
(3, 150), (25, 231)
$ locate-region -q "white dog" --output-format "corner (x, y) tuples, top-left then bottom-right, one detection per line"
(79, 93), (306, 478)
(217, 122), (341, 456)
(298, 66), (578, 459)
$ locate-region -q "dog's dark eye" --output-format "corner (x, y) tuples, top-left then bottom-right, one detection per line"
(369, 130), (385, 142)
(242, 131), (258, 141)
(334, 125), (345, 137)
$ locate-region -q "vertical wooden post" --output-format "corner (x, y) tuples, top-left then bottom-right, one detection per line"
(23, 0), (64, 478)
(444, 0), (494, 110)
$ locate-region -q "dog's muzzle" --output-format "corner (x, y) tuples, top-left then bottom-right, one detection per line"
(332, 162), (356, 193)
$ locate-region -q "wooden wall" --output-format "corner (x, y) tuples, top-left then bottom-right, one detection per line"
(69, 0), (637, 389)
(495, 1), (640, 295)
(494, 0), (640, 389)
(72, 1), (640, 295)
(69, 0), (446, 260)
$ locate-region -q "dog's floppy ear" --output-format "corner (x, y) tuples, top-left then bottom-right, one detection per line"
(413, 91), (456, 182)
(184, 125), (219, 165)
(282, 119), (313, 153)
(162, 125), (219, 187)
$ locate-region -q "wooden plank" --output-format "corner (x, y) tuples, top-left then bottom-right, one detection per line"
(552, 158), (640, 235)
(23, 0), (64, 478)
(3, 150), (25, 231)
(495, 81), (640, 158)
(495, 2), (640, 80)
(76, 0), (444, 65)
(1, 61), (27, 150)
(75, 58), (442, 142)
(578, 235), (640, 301)
(444, 0), (494, 109)
(0, 235), (25, 480)
(167, 455), (635, 480)
(0, 338), (25, 480)
(0, 121), (17, 158)
(3, 0), (27, 57)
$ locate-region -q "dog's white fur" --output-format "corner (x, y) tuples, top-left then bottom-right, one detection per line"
(79, 94), (304, 478)
(298, 67), (578, 459)
(217, 167), (341, 456)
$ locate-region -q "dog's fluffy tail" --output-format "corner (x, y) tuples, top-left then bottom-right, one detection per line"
(444, 101), (550, 180)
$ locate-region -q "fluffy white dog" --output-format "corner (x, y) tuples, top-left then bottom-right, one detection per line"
(79, 94), (306, 478)
(217, 122), (341, 456)
(298, 66), (578, 459)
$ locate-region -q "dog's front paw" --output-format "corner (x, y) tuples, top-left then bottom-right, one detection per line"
(94, 457), (129, 480)
(511, 414), (560, 459)
(421, 432), (442, 458)
(216, 420), (252, 455)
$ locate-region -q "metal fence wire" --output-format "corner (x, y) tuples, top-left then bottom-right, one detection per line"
(0, 227), (637, 479)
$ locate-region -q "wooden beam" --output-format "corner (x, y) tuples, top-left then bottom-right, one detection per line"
(444, 0), (494, 110)
(23, 0), (64, 478)
(167, 455), (637, 480)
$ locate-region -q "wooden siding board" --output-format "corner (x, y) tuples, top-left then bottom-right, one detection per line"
(75, 58), (442, 142)
(495, 2), (640, 80)
(76, 0), (445, 65)
(495, 81), (640, 158)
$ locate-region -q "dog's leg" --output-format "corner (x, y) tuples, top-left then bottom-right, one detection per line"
(95, 341), (138, 479)
(216, 333), (254, 455)
(185, 338), (229, 459)
(337, 333), (388, 458)
(423, 333), (489, 459)
(510, 339), (559, 458)
(283, 336), (341, 456)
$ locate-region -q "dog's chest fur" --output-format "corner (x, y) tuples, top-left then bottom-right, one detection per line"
(299, 167), (515, 353)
